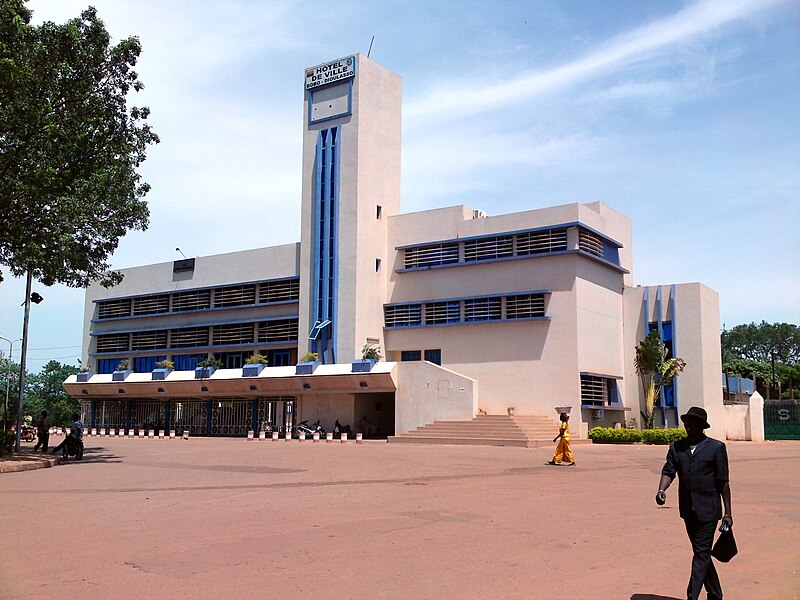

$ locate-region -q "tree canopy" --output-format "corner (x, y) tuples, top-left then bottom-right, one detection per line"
(0, 1), (158, 287)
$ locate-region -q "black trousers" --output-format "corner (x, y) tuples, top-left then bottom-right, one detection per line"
(683, 512), (723, 600)
(34, 432), (49, 452)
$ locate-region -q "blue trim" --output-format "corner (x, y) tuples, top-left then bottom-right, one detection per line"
(164, 400), (171, 432)
(93, 276), (300, 304)
(655, 285), (666, 424)
(90, 315), (299, 337)
(395, 221), (623, 250)
(206, 400), (213, 436)
(384, 289), (551, 308)
(251, 399), (259, 433)
(89, 340), (298, 358)
(308, 79), (353, 124)
(670, 284), (679, 415)
(396, 249), (629, 275)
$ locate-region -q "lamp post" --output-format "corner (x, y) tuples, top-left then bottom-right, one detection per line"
(0, 335), (21, 431)
(15, 269), (43, 452)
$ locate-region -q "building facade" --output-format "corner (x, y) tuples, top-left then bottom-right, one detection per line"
(65, 54), (725, 440)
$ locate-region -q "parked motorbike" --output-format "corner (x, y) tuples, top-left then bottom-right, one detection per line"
(62, 435), (84, 461)
(296, 420), (325, 437)
(20, 426), (36, 443)
(333, 419), (352, 438)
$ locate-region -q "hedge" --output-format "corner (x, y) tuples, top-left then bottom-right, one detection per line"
(0, 430), (15, 455)
(588, 427), (687, 444)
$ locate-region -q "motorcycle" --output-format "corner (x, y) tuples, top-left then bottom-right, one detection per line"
(296, 420), (325, 438)
(20, 426), (37, 443)
(62, 435), (84, 461)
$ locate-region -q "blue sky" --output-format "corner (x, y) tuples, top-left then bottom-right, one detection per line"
(1, 0), (798, 370)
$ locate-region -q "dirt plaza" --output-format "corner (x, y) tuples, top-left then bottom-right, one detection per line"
(0, 437), (797, 600)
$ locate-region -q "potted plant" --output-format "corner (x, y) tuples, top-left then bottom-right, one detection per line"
(77, 366), (95, 383)
(112, 359), (133, 381)
(195, 357), (223, 379)
(352, 343), (381, 373)
(152, 359), (175, 381)
(243, 353), (269, 377)
(296, 351), (320, 375)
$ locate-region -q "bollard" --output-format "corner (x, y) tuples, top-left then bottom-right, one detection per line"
(148, 430), (154, 438)
(182, 430), (189, 440)
(138, 429), (144, 438)
(356, 432), (363, 443)
(284, 431), (291, 441)
(100, 428), (106, 436)
(258, 430), (266, 440)
(92, 428), (97, 436)
(299, 432), (306, 441)
(272, 431), (279, 441)
(65, 428), (71, 436)
(313, 432), (320, 442)
(158, 431), (165, 439)
(341, 432), (348, 443)
(326, 432), (333, 443)
(247, 430), (254, 441)
(129, 429), (135, 437)
(110, 428), (116, 436)
(169, 430), (176, 439)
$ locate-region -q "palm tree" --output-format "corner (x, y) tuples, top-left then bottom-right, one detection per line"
(634, 330), (686, 428)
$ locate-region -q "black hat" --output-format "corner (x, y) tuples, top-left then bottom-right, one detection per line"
(680, 406), (710, 429)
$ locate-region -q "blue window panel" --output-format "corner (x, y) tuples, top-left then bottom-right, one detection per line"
(268, 349), (292, 367)
(401, 350), (422, 362)
(173, 353), (206, 371)
(97, 358), (118, 374)
(134, 356), (166, 373)
(424, 349), (442, 365)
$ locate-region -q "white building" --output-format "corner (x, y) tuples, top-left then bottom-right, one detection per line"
(64, 55), (726, 443)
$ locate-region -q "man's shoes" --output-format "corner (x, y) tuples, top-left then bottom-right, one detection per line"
(547, 461), (558, 465)
(568, 462), (576, 466)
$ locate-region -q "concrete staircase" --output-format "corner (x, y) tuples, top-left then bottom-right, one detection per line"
(389, 414), (565, 448)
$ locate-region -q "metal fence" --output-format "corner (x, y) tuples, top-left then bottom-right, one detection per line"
(764, 400), (800, 440)
(130, 401), (165, 434)
(210, 399), (252, 436)
(171, 401), (207, 435)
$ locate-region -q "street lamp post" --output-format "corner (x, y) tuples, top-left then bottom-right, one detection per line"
(0, 335), (21, 431)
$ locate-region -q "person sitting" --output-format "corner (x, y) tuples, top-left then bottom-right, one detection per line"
(51, 414), (84, 455)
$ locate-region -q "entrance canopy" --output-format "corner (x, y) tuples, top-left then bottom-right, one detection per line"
(64, 362), (398, 400)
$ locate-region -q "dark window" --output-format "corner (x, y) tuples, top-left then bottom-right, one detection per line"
(97, 358), (118, 374)
(173, 353), (206, 371)
(401, 350), (422, 361)
(134, 355), (167, 373)
(424, 349), (442, 365)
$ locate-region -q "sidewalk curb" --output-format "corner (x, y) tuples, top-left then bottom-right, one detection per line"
(0, 452), (63, 474)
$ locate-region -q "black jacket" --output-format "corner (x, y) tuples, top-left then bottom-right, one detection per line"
(661, 435), (729, 521)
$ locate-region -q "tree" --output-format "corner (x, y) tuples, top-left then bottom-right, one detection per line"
(634, 330), (686, 429)
(0, 1), (158, 287)
(27, 360), (80, 426)
(0, 354), (23, 429)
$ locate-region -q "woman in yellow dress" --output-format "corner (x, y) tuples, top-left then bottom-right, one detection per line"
(548, 412), (575, 466)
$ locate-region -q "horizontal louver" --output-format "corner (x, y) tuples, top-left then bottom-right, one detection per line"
(212, 323), (255, 346)
(404, 244), (459, 269)
(384, 304), (422, 327)
(579, 229), (604, 257)
(516, 229), (568, 255)
(463, 236), (513, 262)
(132, 295), (169, 316)
(257, 319), (299, 342)
(96, 333), (130, 353)
(259, 278), (300, 303)
(169, 327), (209, 348)
(131, 330), (168, 350)
(424, 301), (460, 325)
(172, 290), (211, 312)
(464, 297), (502, 322)
(581, 375), (607, 406)
(506, 294), (546, 319)
(97, 299), (132, 320)
(214, 285), (256, 307)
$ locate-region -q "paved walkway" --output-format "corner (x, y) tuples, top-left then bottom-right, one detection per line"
(0, 437), (797, 600)
(0, 447), (61, 473)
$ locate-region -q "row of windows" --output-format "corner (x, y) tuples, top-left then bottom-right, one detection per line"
(96, 278), (300, 320)
(95, 349), (296, 374)
(402, 226), (609, 270)
(384, 293), (546, 328)
(399, 349), (442, 365)
(94, 319), (299, 353)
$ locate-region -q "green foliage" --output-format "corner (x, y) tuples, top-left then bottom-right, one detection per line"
(0, 3), (158, 287)
(244, 354), (269, 365)
(634, 330), (686, 429)
(588, 427), (643, 443)
(588, 427), (687, 444)
(154, 359), (174, 370)
(641, 428), (687, 444)
(116, 359), (129, 371)
(25, 360), (80, 427)
(361, 343), (382, 360)
(0, 430), (14, 455)
(299, 352), (319, 363)
(197, 357), (223, 368)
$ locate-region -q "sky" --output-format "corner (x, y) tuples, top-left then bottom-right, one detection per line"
(1, 0), (798, 371)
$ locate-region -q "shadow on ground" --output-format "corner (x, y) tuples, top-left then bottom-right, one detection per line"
(60, 446), (122, 465)
(631, 594), (683, 600)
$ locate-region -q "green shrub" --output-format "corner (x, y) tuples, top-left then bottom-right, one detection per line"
(197, 357), (224, 368)
(0, 430), (15, 455)
(299, 352), (319, 363)
(244, 354), (269, 365)
(588, 427), (643, 443)
(641, 428), (687, 444)
(154, 359), (174, 370)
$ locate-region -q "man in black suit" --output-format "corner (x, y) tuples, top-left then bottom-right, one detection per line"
(656, 406), (733, 600)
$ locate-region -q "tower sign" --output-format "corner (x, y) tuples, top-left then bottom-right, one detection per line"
(305, 56), (355, 90)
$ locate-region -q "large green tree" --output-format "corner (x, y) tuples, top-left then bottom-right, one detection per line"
(26, 360), (80, 426)
(0, 1), (158, 286)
